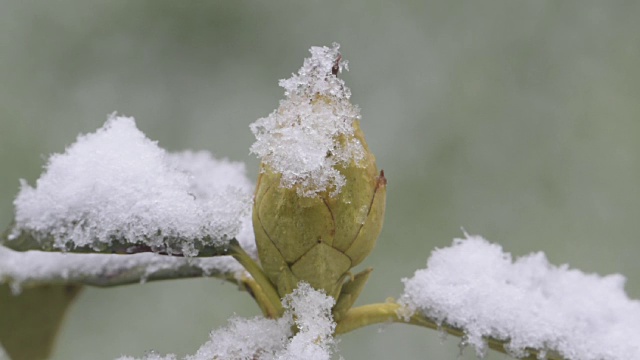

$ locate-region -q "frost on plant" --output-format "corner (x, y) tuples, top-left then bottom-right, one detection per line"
(399, 235), (640, 360)
(119, 283), (337, 360)
(10, 115), (253, 257)
(249, 43), (365, 197)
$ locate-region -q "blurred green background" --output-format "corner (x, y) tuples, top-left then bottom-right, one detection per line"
(1, 1), (639, 359)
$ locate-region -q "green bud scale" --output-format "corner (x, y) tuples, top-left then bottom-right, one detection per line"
(250, 44), (386, 313)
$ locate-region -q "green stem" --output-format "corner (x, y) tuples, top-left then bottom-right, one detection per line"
(227, 239), (283, 318)
(335, 302), (563, 360)
(239, 275), (279, 318)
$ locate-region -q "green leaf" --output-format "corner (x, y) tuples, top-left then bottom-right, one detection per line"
(0, 284), (82, 360)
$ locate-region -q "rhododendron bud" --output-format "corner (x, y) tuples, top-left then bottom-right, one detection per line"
(250, 44), (386, 303)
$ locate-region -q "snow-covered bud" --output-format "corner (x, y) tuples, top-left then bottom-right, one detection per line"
(250, 44), (386, 300)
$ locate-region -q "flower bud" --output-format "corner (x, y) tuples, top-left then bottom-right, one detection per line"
(250, 44), (386, 301)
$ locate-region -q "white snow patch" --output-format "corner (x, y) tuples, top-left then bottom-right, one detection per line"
(185, 315), (292, 360)
(120, 283), (337, 360)
(11, 114), (252, 257)
(399, 234), (640, 360)
(250, 43), (364, 197)
(275, 282), (337, 360)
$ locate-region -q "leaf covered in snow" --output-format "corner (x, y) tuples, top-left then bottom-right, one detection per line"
(400, 235), (640, 360)
(11, 114), (253, 257)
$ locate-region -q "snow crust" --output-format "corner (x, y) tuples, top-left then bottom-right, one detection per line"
(250, 43), (364, 197)
(11, 115), (252, 256)
(119, 283), (337, 360)
(400, 235), (640, 359)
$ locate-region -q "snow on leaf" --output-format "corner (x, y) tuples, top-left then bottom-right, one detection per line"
(250, 43), (364, 197)
(399, 234), (640, 360)
(11, 114), (253, 257)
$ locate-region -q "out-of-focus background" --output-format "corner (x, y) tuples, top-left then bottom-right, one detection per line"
(1, 1), (639, 359)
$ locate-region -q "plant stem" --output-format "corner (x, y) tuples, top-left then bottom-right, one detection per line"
(239, 275), (279, 318)
(335, 302), (564, 360)
(227, 239), (284, 318)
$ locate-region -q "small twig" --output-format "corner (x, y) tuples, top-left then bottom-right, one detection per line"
(227, 239), (284, 318)
(335, 302), (564, 360)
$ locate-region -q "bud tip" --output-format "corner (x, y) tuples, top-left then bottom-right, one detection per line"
(378, 170), (387, 187)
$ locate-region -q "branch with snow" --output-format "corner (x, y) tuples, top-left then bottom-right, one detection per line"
(0, 112), (287, 321)
(105, 226), (640, 360)
(0, 114), (271, 312)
